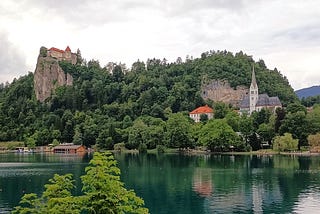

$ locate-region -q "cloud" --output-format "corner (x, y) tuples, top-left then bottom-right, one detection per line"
(0, 32), (27, 82)
(1, 0), (320, 89)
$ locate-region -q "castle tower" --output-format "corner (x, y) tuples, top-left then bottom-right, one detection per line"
(64, 46), (71, 59)
(249, 66), (259, 114)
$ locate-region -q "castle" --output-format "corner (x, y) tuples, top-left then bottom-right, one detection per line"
(47, 46), (77, 64)
(239, 67), (282, 114)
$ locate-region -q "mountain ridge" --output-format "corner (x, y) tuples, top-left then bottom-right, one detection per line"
(295, 86), (320, 99)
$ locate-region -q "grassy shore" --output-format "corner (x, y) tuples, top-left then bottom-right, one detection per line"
(109, 148), (318, 156)
(0, 141), (24, 150)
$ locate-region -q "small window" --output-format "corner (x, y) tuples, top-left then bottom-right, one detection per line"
(251, 91), (254, 94)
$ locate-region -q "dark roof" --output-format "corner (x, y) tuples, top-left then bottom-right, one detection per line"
(239, 95), (249, 108)
(256, 94), (270, 106)
(269, 96), (282, 106)
(240, 94), (281, 109)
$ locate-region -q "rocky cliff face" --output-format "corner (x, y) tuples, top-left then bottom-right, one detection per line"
(201, 80), (248, 107)
(34, 47), (74, 102)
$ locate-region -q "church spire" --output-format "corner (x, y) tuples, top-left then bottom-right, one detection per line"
(251, 65), (257, 88)
(249, 65), (259, 114)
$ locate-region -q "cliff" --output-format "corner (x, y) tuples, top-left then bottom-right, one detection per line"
(34, 47), (75, 102)
(201, 80), (248, 107)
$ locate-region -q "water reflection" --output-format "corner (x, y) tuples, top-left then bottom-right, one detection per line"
(193, 168), (213, 197)
(116, 154), (320, 214)
(1, 153), (320, 213)
(0, 153), (91, 213)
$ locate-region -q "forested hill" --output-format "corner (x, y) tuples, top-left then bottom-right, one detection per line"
(0, 50), (297, 146)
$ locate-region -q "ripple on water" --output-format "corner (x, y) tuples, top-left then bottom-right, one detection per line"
(0, 162), (79, 177)
(293, 189), (320, 213)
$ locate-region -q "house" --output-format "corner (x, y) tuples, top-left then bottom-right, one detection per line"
(239, 66), (282, 114)
(53, 144), (86, 154)
(47, 46), (77, 64)
(189, 105), (214, 122)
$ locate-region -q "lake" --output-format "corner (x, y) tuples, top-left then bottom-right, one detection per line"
(1, 153), (320, 213)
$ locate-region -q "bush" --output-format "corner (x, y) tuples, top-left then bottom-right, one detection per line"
(156, 145), (166, 153)
(273, 133), (298, 152)
(138, 143), (147, 153)
(114, 142), (126, 152)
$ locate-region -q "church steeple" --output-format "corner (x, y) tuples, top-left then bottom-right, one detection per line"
(251, 65), (257, 88)
(249, 65), (259, 114)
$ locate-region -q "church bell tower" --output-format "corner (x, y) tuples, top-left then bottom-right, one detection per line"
(249, 66), (259, 114)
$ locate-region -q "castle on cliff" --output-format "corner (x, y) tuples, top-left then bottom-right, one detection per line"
(239, 67), (282, 114)
(47, 46), (77, 64)
(34, 46), (76, 102)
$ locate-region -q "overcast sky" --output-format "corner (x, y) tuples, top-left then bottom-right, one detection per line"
(1, 0), (320, 90)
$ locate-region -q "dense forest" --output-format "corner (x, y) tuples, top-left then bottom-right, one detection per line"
(1, 49), (315, 152)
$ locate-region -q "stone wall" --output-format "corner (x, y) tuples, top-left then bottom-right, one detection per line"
(201, 80), (248, 107)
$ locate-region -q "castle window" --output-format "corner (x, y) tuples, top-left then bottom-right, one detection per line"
(251, 91), (254, 94)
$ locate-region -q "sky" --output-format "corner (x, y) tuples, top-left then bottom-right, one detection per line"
(1, 0), (320, 90)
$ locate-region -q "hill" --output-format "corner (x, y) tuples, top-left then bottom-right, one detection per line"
(295, 86), (320, 99)
(0, 48), (298, 147)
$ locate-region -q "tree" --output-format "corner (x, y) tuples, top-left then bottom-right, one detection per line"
(13, 152), (148, 213)
(279, 111), (309, 149)
(308, 133), (320, 149)
(257, 123), (275, 145)
(239, 114), (253, 145)
(165, 113), (193, 148)
(213, 102), (229, 119)
(306, 105), (320, 134)
(200, 114), (208, 123)
(80, 152), (148, 213)
(25, 137), (36, 149)
(198, 119), (241, 152)
(13, 174), (80, 213)
(273, 133), (298, 152)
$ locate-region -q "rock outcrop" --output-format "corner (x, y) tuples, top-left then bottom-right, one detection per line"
(34, 46), (76, 102)
(201, 80), (248, 107)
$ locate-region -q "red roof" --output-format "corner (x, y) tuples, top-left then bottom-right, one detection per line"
(190, 105), (213, 114)
(65, 46), (71, 52)
(49, 47), (65, 53)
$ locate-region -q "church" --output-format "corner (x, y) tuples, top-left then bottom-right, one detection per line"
(239, 67), (282, 114)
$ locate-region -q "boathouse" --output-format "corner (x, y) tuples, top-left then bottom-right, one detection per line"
(53, 144), (86, 153)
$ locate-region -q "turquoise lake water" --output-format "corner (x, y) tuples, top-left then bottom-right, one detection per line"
(1, 153), (320, 213)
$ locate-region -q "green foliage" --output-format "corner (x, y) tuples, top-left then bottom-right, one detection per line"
(13, 174), (79, 214)
(301, 95), (320, 107)
(200, 114), (208, 123)
(156, 145), (166, 153)
(52, 139), (60, 147)
(25, 137), (36, 149)
(165, 113), (194, 148)
(308, 133), (320, 148)
(279, 111), (309, 148)
(114, 142), (126, 151)
(39, 46), (47, 57)
(273, 133), (298, 152)
(213, 102), (229, 119)
(13, 152), (148, 214)
(198, 119), (241, 152)
(81, 152), (148, 213)
(0, 49), (299, 151)
(306, 105), (320, 134)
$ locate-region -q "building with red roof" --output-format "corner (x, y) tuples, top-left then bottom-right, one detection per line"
(47, 46), (77, 64)
(189, 105), (214, 122)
